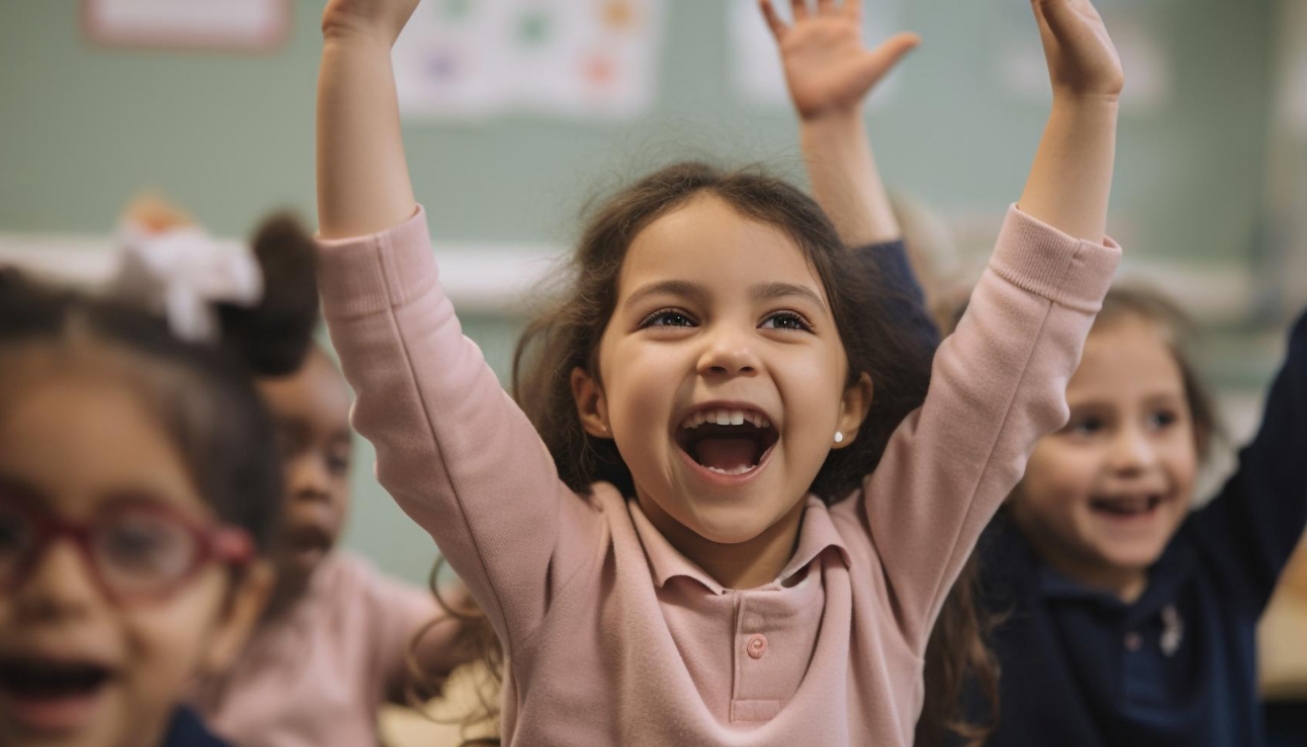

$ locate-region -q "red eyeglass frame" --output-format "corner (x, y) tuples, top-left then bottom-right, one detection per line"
(0, 493), (254, 606)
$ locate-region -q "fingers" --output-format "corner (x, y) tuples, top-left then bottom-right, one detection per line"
(858, 31), (921, 83)
(815, 0), (837, 13)
(841, 0), (862, 19)
(759, 0), (788, 40)
(789, 0), (810, 22)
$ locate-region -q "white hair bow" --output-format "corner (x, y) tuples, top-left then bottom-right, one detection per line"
(112, 220), (264, 344)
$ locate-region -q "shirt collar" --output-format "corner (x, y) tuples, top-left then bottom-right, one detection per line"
(1037, 529), (1198, 622)
(628, 496), (850, 595)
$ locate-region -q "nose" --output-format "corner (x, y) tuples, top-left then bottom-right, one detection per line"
(12, 539), (100, 622)
(696, 323), (760, 378)
(1108, 424), (1157, 474)
(288, 454), (332, 503)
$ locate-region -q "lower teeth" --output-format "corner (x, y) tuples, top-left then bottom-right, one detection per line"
(706, 465), (753, 475)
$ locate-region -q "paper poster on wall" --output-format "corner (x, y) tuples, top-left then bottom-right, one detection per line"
(394, 0), (665, 120)
(82, 0), (290, 50)
(729, 0), (903, 108)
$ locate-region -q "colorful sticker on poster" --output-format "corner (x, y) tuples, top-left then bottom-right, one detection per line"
(82, 0), (289, 50)
(393, 0), (665, 120)
(729, 0), (903, 108)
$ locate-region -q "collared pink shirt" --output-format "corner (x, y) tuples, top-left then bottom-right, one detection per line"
(316, 205), (1119, 746)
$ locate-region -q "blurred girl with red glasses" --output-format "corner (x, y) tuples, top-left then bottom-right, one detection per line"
(0, 213), (319, 747)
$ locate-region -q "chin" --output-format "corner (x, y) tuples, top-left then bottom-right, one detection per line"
(1095, 541), (1169, 574)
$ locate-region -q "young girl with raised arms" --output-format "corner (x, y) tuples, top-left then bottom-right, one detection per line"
(313, 0), (1123, 743)
(934, 283), (1307, 745)
(0, 216), (318, 747)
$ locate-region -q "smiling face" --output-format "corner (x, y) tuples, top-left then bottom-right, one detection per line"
(0, 374), (269, 747)
(573, 195), (870, 577)
(1009, 314), (1201, 600)
(257, 348), (353, 590)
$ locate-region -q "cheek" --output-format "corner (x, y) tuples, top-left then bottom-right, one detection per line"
(124, 571), (230, 689)
(1016, 442), (1098, 518)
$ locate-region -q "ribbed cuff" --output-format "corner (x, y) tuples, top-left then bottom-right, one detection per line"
(315, 206), (437, 320)
(989, 205), (1121, 314)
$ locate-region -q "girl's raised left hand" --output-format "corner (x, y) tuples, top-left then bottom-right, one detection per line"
(1031, 0), (1124, 102)
(760, 0), (919, 121)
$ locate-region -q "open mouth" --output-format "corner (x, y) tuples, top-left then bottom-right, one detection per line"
(1089, 495), (1163, 517)
(0, 658), (113, 700)
(674, 406), (779, 477)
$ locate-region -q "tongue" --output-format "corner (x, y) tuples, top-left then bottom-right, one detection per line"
(695, 438), (758, 472)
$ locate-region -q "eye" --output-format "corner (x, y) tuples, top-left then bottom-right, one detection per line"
(1147, 409), (1179, 431)
(760, 311), (812, 332)
(639, 309), (696, 329)
(0, 505), (32, 558)
(95, 512), (195, 580)
(1066, 416), (1105, 437)
(326, 452), (352, 477)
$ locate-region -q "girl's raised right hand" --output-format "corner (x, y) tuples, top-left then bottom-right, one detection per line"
(321, 0), (420, 45)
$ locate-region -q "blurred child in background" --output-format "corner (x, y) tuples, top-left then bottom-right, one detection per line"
(192, 340), (474, 747)
(110, 203), (478, 747)
(923, 285), (1307, 746)
(0, 210), (318, 747)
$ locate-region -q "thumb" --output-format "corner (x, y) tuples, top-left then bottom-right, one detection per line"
(856, 32), (921, 88)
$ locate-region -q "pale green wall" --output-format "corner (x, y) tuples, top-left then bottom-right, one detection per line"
(0, 0), (1276, 583)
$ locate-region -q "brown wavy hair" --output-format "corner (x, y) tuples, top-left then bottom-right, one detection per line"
(423, 161), (982, 743)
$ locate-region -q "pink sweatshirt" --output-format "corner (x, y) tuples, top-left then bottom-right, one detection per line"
(316, 205), (1119, 746)
(190, 553), (455, 747)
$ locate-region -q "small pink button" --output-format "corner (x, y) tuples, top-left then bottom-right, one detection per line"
(746, 634), (768, 659)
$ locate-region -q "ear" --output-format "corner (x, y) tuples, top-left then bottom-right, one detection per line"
(570, 366), (612, 439)
(833, 372), (874, 450)
(199, 560), (275, 675)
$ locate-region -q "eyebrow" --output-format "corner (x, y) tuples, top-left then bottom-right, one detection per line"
(624, 279), (827, 312)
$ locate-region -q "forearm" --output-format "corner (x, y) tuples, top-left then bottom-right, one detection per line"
(316, 33), (417, 240)
(800, 113), (901, 246)
(1018, 95), (1118, 244)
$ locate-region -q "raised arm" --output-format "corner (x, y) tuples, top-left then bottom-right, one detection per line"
(854, 0), (1123, 647)
(1188, 310), (1307, 613)
(317, 0), (420, 238)
(313, 0), (601, 658)
(761, 0), (918, 246)
(1017, 0), (1122, 243)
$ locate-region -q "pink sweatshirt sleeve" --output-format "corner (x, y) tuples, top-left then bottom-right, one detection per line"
(316, 209), (603, 656)
(858, 206), (1120, 647)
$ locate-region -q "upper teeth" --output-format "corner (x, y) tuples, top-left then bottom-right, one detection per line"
(681, 408), (771, 429)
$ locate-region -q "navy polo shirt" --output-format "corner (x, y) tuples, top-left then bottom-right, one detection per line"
(975, 309), (1307, 746)
(161, 706), (233, 747)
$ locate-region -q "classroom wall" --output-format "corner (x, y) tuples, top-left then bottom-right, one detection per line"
(0, 0), (1281, 584)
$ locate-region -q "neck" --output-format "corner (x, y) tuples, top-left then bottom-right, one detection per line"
(1014, 520), (1149, 603)
(262, 561), (315, 621)
(640, 497), (807, 590)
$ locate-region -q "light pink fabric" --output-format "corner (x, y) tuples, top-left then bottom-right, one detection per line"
(316, 205), (1120, 746)
(190, 552), (450, 747)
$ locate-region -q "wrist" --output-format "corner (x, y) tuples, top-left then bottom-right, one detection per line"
(798, 110), (867, 145)
(321, 19), (397, 50)
(1050, 89), (1121, 112)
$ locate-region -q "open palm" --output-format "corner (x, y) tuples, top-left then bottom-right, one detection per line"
(761, 0), (919, 119)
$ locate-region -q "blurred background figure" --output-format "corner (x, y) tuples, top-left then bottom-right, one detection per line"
(0, 205), (318, 747)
